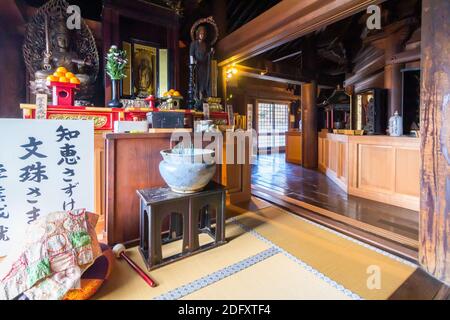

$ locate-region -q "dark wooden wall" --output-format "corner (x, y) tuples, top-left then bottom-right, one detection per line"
(0, 18), (26, 118)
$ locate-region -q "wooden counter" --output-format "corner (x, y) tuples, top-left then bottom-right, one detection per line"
(318, 132), (420, 211)
(285, 130), (302, 165)
(103, 131), (251, 245)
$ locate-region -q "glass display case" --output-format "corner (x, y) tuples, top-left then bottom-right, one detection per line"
(322, 86), (352, 131)
(354, 88), (387, 135)
(401, 69), (420, 136)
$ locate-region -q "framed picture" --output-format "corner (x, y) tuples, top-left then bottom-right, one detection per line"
(131, 39), (159, 98)
(121, 41), (133, 98)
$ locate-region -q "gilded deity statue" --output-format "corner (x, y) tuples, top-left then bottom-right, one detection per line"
(23, 0), (99, 105)
(34, 15), (91, 88)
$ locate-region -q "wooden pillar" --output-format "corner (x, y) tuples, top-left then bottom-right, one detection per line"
(301, 81), (318, 169)
(419, 0), (450, 285)
(384, 33), (404, 118)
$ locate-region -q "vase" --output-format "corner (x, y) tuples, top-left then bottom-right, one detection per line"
(388, 110), (403, 136)
(159, 148), (216, 193)
(107, 80), (123, 108)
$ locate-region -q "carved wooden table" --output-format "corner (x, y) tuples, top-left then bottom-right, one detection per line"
(137, 181), (226, 270)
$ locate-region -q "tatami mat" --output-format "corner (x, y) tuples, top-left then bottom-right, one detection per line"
(231, 205), (416, 300)
(0, 197), (418, 300)
(94, 201), (416, 300)
(93, 222), (271, 300)
(182, 253), (352, 300)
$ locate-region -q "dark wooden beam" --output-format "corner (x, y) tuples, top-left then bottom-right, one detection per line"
(228, 1), (258, 33)
(389, 268), (449, 300)
(344, 53), (385, 86)
(272, 50), (303, 63)
(419, 0), (450, 285)
(390, 48), (421, 64)
(217, 0), (386, 66)
(239, 71), (304, 85)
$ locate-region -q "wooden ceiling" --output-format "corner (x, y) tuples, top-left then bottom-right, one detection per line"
(20, 0), (281, 39)
(21, 0), (103, 21)
(226, 0), (281, 34)
(238, 0), (421, 87)
(18, 0), (420, 88)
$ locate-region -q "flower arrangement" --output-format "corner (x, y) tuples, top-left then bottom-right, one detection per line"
(105, 45), (128, 80)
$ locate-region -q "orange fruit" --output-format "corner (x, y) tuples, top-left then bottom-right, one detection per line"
(53, 72), (62, 78)
(70, 77), (80, 84)
(47, 75), (58, 82)
(57, 67), (68, 74)
(65, 72), (75, 79)
(173, 91), (181, 97)
(59, 77), (69, 83)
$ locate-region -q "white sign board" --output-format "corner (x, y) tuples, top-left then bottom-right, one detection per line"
(0, 119), (94, 257)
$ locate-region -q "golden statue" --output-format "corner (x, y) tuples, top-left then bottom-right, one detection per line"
(34, 14), (90, 87)
(24, 0), (99, 105)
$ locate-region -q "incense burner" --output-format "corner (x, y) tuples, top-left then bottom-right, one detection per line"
(159, 148), (216, 193)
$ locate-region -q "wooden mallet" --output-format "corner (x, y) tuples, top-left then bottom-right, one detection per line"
(112, 244), (157, 288)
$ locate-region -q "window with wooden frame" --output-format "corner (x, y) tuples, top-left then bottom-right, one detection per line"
(257, 101), (289, 151)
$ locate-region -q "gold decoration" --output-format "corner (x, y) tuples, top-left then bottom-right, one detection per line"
(48, 114), (108, 129)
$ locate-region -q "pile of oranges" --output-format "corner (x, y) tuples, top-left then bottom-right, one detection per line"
(46, 67), (81, 85)
(162, 89), (181, 98)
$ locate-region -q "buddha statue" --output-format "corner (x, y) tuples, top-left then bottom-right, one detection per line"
(190, 25), (214, 103)
(188, 17), (219, 110)
(32, 14), (93, 103)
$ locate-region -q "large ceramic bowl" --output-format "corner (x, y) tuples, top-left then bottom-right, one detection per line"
(159, 148), (216, 193)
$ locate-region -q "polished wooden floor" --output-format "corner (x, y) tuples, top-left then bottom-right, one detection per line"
(251, 153), (419, 253)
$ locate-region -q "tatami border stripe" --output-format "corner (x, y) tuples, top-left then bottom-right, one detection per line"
(153, 247), (280, 300)
(230, 218), (362, 300)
